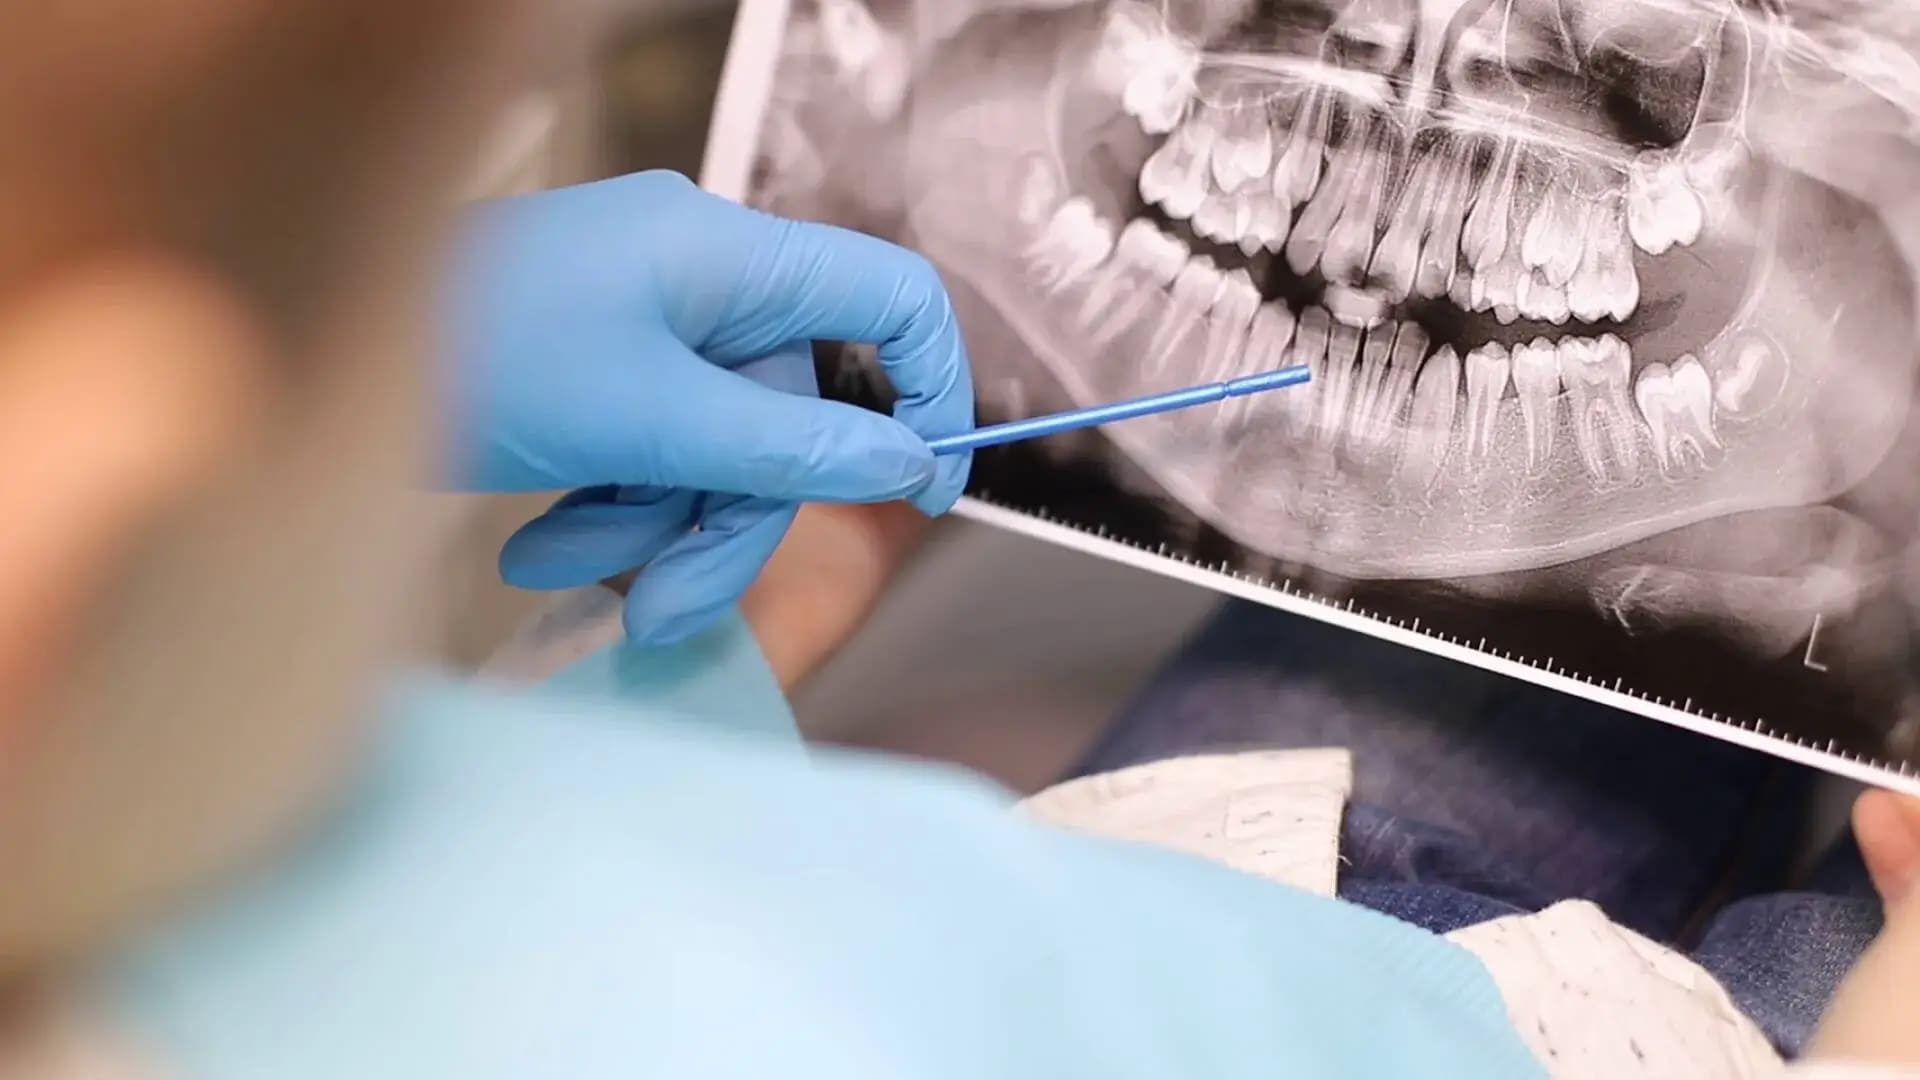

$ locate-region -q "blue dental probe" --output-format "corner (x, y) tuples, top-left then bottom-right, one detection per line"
(926, 364), (1312, 456)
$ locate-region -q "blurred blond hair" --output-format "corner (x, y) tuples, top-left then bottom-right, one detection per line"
(0, 0), (554, 985)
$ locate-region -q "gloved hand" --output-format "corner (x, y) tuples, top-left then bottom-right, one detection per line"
(448, 170), (973, 644)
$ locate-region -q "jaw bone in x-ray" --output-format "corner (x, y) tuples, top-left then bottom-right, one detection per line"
(888, 0), (1918, 582)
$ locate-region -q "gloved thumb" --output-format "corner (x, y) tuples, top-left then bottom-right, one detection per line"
(641, 348), (939, 503)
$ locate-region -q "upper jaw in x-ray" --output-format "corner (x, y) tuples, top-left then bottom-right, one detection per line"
(898, 0), (1920, 580)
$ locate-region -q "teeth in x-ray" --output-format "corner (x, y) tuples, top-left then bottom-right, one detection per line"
(1100, 1), (1198, 135)
(1561, 335), (1643, 487)
(1345, 326), (1392, 455)
(1345, 324), (1397, 458)
(1200, 270), (1262, 381)
(1472, 249), (1526, 325)
(1510, 337), (1562, 477)
(1080, 220), (1185, 341)
(1707, 330), (1790, 421)
(1147, 256), (1224, 375)
(1219, 303), (1298, 431)
(1012, 154), (1063, 229)
(815, 0), (908, 119)
(1521, 177), (1587, 287)
(1372, 146), (1444, 302)
(1462, 140), (1520, 272)
(1140, 121), (1213, 220)
(1634, 355), (1724, 477)
(1397, 345), (1460, 495)
(1240, 191), (1292, 255)
(1285, 124), (1364, 277)
(1247, 304), (1299, 369)
(1191, 191), (1240, 246)
(1416, 146), (1473, 299)
(1567, 198), (1639, 324)
(1199, 190), (1286, 256)
(1209, 100), (1274, 194)
(1323, 284), (1391, 329)
(1626, 156), (1705, 256)
(1516, 272), (1570, 325)
(1322, 124), (1390, 285)
(1313, 320), (1366, 447)
(1329, 0), (1415, 70)
(1024, 197), (1115, 291)
(1271, 89), (1331, 209)
(1447, 269), (1474, 314)
(1463, 343), (1512, 466)
(1283, 306), (1333, 432)
(1354, 323), (1427, 455)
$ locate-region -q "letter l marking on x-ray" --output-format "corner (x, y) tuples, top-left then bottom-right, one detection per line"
(1803, 614), (1831, 672)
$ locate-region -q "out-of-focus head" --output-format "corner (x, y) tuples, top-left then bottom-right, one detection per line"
(0, 0), (548, 976)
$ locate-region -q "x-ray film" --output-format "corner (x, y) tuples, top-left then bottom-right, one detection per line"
(702, 0), (1920, 792)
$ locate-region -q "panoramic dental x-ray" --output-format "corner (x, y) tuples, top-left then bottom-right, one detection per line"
(719, 0), (1920, 784)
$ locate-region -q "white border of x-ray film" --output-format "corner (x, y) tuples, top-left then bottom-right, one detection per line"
(699, 0), (1920, 796)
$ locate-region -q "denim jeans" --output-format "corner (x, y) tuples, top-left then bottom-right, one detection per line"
(1070, 601), (1883, 1056)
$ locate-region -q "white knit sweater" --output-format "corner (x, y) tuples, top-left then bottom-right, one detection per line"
(1022, 750), (1905, 1080)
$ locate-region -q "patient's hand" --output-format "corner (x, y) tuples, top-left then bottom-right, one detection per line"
(1808, 790), (1920, 1065)
(741, 502), (929, 692)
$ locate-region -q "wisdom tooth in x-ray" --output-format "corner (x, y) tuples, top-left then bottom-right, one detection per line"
(878, 0), (1919, 583)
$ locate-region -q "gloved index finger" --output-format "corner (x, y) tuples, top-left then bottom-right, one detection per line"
(700, 216), (975, 514)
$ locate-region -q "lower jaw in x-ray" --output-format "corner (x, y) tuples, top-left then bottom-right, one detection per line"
(896, 0), (1920, 583)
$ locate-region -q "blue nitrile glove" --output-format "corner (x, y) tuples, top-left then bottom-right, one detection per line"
(449, 170), (973, 644)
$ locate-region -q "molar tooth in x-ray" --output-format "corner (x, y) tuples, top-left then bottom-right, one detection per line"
(1517, 272), (1571, 325)
(1010, 152), (1069, 232)
(1522, 175), (1587, 287)
(1397, 345), (1461, 496)
(1140, 120), (1213, 220)
(1562, 335), (1644, 487)
(1313, 320), (1366, 448)
(1635, 355), (1724, 477)
(1567, 197), (1638, 323)
(814, 0), (907, 119)
(1191, 191), (1239, 246)
(1024, 197), (1114, 291)
(1097, 0), (1198, 135)
(1473, 249), (1526, 324)
(1080, 221), (1185, 342)
(1627, 155), (1705, 256)
(1510, 338), (1562, 477)
(1271, 88), (1331, 209)
(1240, 190), (1291, 256)
(1200, 270), (1261, 381)
(1147, 256), (1224, 376)
(1462, 140), (1520, 273)
(1704, 330), (1791, 422)
(1328, 0), (1416, 70)
(1464, 343), (1512, 467)
(1209, 99), (1273, 194)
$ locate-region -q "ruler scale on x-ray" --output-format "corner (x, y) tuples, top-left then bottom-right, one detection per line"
(700, 0), (1920, 794)
(954, 492), (1920, 796)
